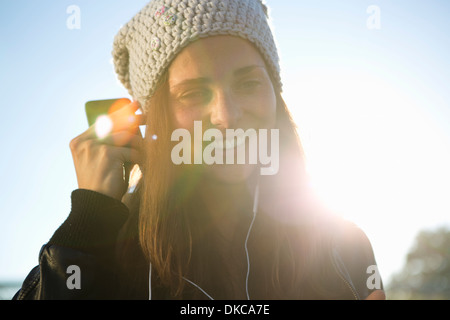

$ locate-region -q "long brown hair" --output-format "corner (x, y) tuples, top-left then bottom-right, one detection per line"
(118, 68), (342, 299)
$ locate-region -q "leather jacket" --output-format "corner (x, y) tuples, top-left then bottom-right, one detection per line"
(13, 189), (384, 300)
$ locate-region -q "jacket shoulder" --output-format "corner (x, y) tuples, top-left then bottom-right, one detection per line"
(330, 219), (384, 299)
(13, 265), (40, 300)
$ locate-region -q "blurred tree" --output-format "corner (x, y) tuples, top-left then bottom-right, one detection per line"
(387, 227), (450, 300)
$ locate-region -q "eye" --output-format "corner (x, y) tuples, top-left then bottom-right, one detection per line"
(179, 89), (212, 104)
(236, 79), (262, 92)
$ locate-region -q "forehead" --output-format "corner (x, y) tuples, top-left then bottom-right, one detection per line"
(168, 35), (267, 83)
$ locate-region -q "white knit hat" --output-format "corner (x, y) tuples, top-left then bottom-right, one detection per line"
(112, 0), (282, 112)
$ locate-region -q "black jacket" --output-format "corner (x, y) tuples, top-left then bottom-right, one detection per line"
(13, 189), (383, 300)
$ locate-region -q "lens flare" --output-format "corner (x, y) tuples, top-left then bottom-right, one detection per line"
(95, 115), (113, 139)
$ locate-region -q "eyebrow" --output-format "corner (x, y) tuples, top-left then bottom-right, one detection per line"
(170, 65), (266, 90)
(233, 65), (266, 77)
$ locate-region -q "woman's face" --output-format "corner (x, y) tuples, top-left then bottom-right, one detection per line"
(168, 35), (277, 183)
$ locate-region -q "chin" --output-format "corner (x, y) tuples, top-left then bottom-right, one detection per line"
(205, 163), (257, 184)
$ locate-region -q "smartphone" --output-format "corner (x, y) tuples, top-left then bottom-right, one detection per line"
(85, 98), (131, 127)
(85, 98), (142, 189)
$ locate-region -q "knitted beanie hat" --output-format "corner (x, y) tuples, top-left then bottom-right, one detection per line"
(112, 0), (282, 112)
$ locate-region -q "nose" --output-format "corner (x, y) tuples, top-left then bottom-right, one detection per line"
(209, 90), (242, 129)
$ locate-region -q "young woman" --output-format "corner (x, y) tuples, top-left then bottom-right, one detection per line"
(14, 0), (384, 300)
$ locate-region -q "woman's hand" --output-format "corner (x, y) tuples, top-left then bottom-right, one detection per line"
(69, 101), (145, 201)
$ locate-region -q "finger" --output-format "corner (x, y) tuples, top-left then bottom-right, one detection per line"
(136, 114), (147, 126)
(128, 133), (144, 149)
(110, 107), (145, 133)
(119, 113), (146, 132)
(109, 100), (139, 122)
(112, 145), (142, 166)
(76, 101), (144, 142)
(71, 123), (99, 145)
(107, 98), (135, 115)
(99, 130), (143, 148)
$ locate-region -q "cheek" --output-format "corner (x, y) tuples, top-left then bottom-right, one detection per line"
(171, 106), (204, 130)
(245, 91), (277, 128)
(266, 94), (277, 125)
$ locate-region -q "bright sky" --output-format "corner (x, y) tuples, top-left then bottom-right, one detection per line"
(1, 0), (449, 292)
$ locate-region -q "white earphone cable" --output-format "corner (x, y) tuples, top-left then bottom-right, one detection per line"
(149, 176), (260, 300)
(245, 179), (259, 300)
(182, 277), (215, 300)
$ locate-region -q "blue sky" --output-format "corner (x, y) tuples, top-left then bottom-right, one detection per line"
(1, 0), (449, 293)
